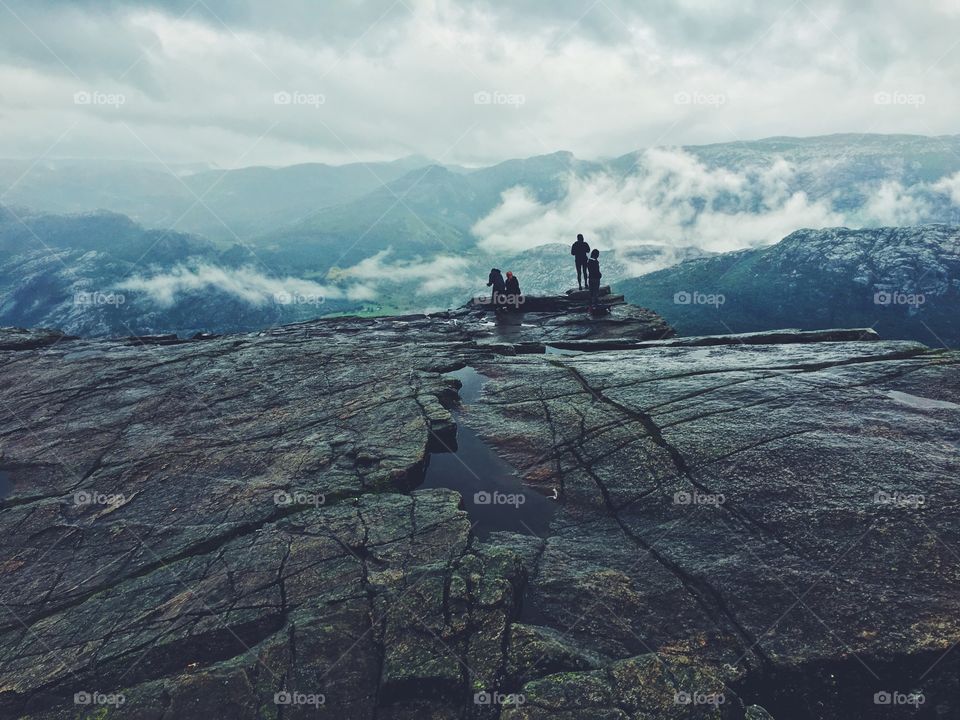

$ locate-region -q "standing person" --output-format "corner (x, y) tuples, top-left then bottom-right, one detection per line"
(571, 233), (591, 290)
(504, 271), (521, 309)
(587, 249), (602, 310)
(487, 268), (506, 307)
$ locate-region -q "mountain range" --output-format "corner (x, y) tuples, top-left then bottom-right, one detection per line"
(2, 133), (960, 342)
(619, 225), (960, 348)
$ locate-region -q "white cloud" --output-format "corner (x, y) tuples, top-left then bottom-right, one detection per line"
(116, 264), (344, 306)
(1, 0), (959, 165)
(471, 148), (843, 271)
(860, 180), (932, 226)
(337, 250), (471, 294)
(115, 251), (473, 308)
(931, 171), (960, 205)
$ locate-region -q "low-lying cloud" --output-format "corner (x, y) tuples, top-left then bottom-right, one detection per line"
(471, 148), (844, 269)
(336, 250), (471, 294)
(116, 264), (347, 306)
(471, 148), (960, 275)
(116, 252), (473, 308)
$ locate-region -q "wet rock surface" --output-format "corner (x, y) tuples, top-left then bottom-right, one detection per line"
(464, 288), (674, 346)
(0, 300), (958, 719)
(0, 327), (76, 351)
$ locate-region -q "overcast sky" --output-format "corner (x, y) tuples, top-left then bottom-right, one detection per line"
(1, 0), (957, 168)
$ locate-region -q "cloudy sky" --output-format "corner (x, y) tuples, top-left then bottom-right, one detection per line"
(0, 0), (957, 167)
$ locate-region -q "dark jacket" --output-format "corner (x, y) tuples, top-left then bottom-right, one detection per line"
(587, 258), (602, 283)
(505, 276), (521, 295)
(487, 269), (506, 293)
(571, 239), (591, 260)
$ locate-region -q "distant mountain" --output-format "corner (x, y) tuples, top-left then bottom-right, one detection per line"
(252, 152), (596, 268)
(676, 134), (960, 217)
(0, 156), (435, 241)
(0, 208), (366, 337)
(6, 134), (960, 264)
(5, 135), (960, 338)
(0, 204), (710, 336)
(255, 165), (481, 268)
(250, 134), (960, 277)
(618, 225), (960, 347)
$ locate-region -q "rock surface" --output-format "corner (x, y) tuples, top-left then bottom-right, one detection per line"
(0, 299), (958, 719)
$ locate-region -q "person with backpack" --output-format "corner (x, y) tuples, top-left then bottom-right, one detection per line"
(587, 249), (602, 310)
(571, 233), (591, 290)
(504, 271), (521, 309)
(487, 268), (506, 307)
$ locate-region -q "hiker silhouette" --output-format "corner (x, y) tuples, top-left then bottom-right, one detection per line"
(505, 271), (521, 310)
(586, 249), (602, 309)
(487, 268), (506, 306)
(571, 233), (591, 290)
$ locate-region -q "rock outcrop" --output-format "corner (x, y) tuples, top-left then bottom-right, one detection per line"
(0, 297), (958, 719)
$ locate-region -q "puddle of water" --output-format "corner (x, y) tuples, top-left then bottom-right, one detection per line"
(887, 391), (960, 411)
(421, 366), (556, 539)
(0, 471), (13, 500)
